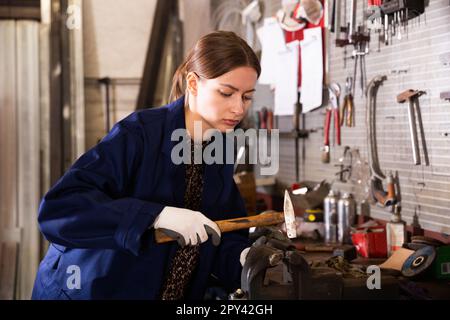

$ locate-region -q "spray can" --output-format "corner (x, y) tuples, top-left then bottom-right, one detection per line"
(338, 193), (356, 244)
(324, 190), (339, 243)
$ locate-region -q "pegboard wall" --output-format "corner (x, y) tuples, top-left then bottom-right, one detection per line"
(251, 0), (450, 235)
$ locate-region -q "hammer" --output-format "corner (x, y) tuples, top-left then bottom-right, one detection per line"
(397, 89), (429, 166)
(154, 190), (297, 244)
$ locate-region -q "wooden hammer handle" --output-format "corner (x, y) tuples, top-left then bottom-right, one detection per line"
(154, 211), (284, 244)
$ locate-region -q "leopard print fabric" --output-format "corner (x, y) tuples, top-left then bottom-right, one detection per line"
(160, 140), (210, 300)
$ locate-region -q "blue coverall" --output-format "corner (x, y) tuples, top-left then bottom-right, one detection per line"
(31, 96), (250, 299)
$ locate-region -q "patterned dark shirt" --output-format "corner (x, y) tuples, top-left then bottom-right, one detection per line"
(160, 139), (210, 300)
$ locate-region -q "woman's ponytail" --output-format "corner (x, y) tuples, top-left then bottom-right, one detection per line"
(169, 62), (186, 103)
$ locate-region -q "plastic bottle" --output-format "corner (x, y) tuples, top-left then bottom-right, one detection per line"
(386, 204), (407, 256)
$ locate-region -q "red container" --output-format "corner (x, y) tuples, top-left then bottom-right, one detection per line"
(351, 226), (387, 258)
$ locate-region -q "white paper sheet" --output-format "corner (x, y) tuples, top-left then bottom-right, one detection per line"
(274, 41), (299, 116)
(257, 17), (286, 86)
(299, 27), (323, 113)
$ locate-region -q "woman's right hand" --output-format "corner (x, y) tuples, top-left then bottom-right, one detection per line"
(152, 206), (221, 247)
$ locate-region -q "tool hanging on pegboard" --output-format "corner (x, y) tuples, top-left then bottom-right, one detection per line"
(366, 0), (427, 47)
(330, 1), (428, 95)
(366, 75), (399, 208)
(254, 107), (274, 132)
(396, 89), (429, 166)
(340, 77), (355, 127)
(331, 0), (370, 96)
(321, 83), (341, 164)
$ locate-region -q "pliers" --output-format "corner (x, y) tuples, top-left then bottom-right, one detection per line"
(255, 107), (273, 131)
(325, 83), (341, 148)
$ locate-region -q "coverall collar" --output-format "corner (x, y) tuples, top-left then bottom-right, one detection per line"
(161, 96), (226, 208)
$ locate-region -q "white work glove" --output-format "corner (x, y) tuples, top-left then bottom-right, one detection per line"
(240, 247), (251, 267)
(153, 206), (221, 247)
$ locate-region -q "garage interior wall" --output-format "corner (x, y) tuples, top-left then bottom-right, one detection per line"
(161, 0), (450, 239)
(82, 0), (157, 149)
(253, 0), (450, 237)
(83, 0), (212, 149)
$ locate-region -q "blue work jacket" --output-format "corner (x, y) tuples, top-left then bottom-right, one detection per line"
(31, 96), (250, 300)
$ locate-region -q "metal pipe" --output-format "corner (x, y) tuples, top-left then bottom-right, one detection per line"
(407, 99), (420, 165)
(98, 77), (112, 134)
(413, 99), (430, 166)
(349, 0), (357, 43)
(335, 0), (341, 40)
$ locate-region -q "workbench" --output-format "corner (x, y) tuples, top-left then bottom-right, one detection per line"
(257, 239), (450, 300)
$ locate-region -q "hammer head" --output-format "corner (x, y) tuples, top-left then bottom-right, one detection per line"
(284, 190), (297, 239)
(396, 89), (426, 103)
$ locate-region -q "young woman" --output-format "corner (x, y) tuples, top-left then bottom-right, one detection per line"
(32, 31), (260, 300)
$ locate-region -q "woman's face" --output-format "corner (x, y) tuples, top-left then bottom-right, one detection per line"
(188, 66), (258, 133)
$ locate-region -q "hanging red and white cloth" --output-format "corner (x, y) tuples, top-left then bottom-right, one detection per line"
(278, 0), (326, 87)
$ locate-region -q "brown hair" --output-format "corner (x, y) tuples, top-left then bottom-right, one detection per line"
(169, 31), (261, 102)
